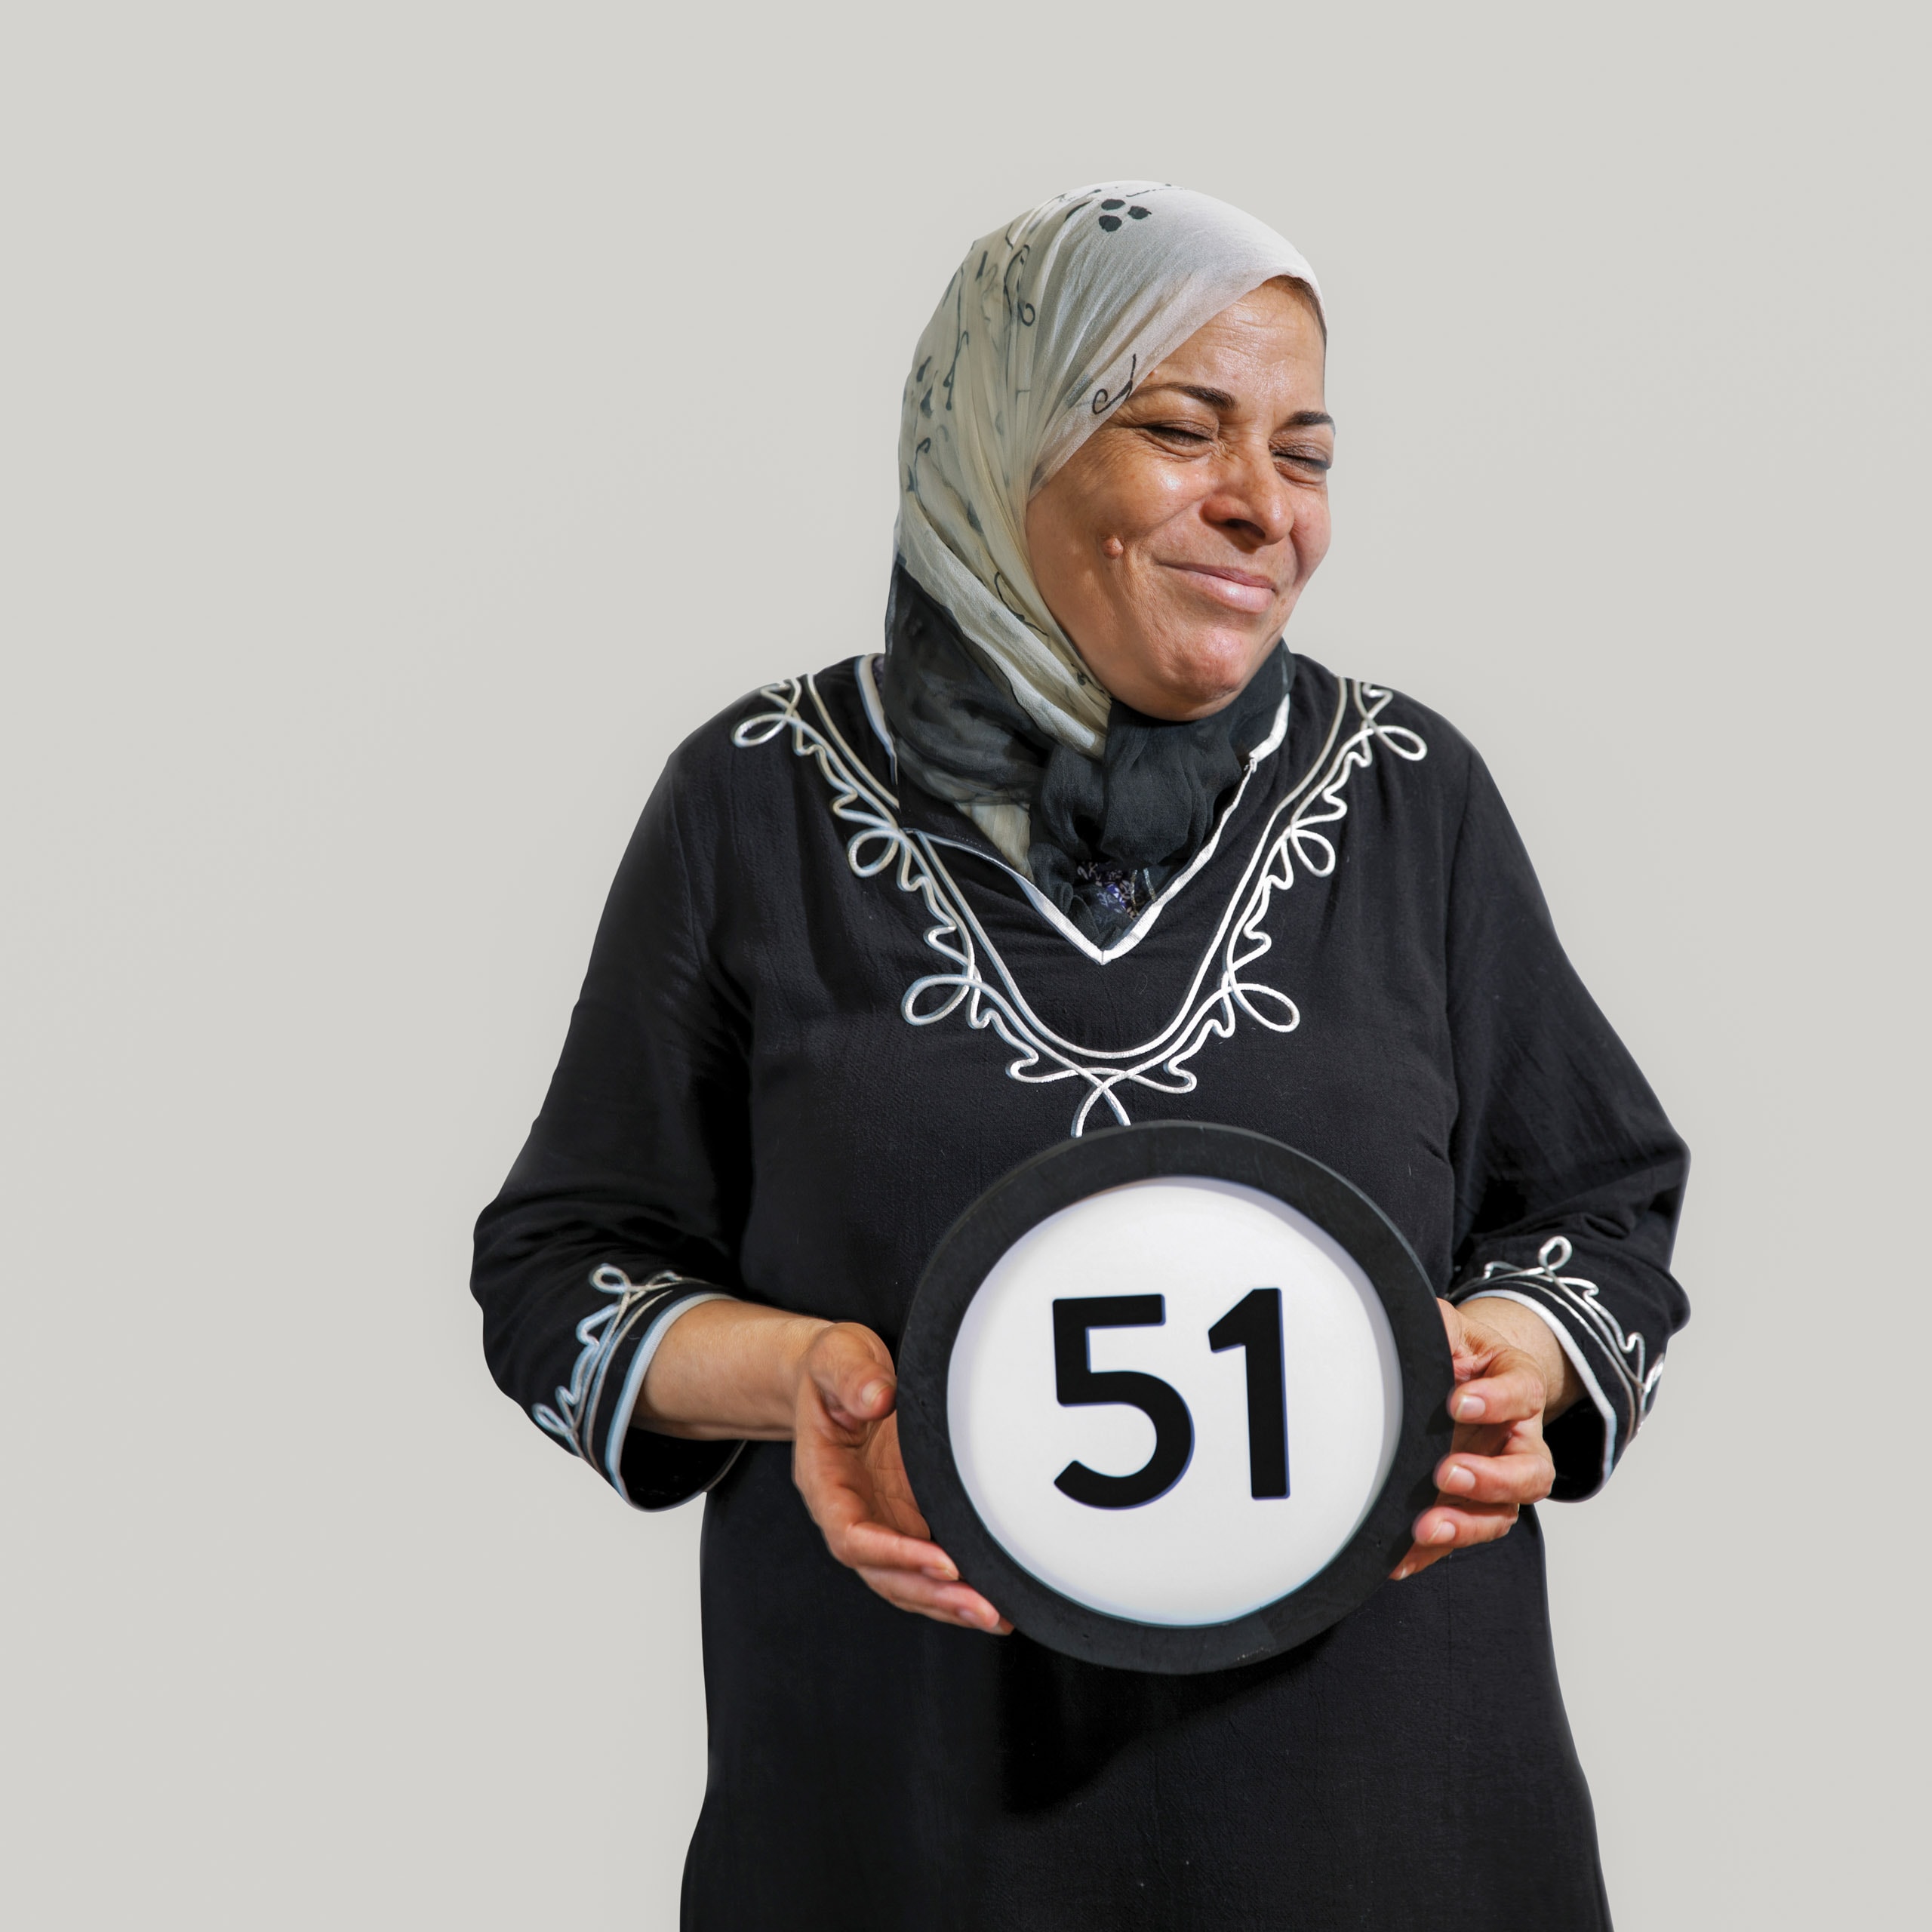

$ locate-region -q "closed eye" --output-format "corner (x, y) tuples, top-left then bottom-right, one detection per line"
(1142, 422), (1214, 448)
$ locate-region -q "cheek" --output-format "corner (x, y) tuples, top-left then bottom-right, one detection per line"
(1092, 455), (1205, 550)
(1292, 498), (1334, 579)
(1112, 500), (1214, 595)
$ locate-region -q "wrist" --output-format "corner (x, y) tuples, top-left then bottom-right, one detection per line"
(636, 1302), (833, 1439)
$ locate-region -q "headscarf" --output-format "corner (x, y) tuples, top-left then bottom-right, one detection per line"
(894, 181), (1321, 761)
(885, 184), (1321, 940)
(884, 563), (1288, 944)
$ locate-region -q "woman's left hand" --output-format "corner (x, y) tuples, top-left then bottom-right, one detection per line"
(1391, 1297), (1578, 1583)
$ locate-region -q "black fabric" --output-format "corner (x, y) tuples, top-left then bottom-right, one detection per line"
(881, 560), (1289, 944)
(618, 1424), (740, 1511)
(881, 561), (1056, 807)
(472, 654), (1690, 1929)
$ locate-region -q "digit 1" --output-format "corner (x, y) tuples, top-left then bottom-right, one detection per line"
(1208, 1288), (1289, 1499)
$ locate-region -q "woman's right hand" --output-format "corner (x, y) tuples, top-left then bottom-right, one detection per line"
(636, 1300), (1009, 1635)
(789, 1323), (1011, 1635)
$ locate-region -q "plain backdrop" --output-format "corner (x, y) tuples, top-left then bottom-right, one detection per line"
(4, 4), (1926, 1926)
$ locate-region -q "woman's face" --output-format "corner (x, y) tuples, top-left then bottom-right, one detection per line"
(1024, 278), (1333, 721)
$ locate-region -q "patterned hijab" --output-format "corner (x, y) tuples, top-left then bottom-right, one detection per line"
(884, 183), (1321, 940)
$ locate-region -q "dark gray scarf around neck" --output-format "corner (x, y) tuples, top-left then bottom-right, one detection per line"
(881, 561), (1290, 947)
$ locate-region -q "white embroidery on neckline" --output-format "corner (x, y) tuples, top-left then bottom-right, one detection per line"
(733, 669), (1426, 1135)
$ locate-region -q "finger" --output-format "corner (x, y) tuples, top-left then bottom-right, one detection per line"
(833, 1516), (956, 1577)
(798, 1466), (944, 1566)
(1437, 1297), (1476, 1371)
(1445, 1355), (1547, 1427)
(1392, 1499), (1524, 1580)
(856, 1566), (1012, 1633)
(795, 1452), (937, 1557)
(1411, 1500), (1520, 1554)
(1392, 1533), (1463, 1581)
(857, 1567), (1008, 1630)
(1392, 1542), (1452, 1581)
(810, 1331), (897, 1429)
(1433, 1444), (1555, 1508)
(835, 1377), (897, 1428)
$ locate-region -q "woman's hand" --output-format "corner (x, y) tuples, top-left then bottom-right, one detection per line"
(790, 1323), (1012, 1635)
(636, 1300), (1008, 1635)
(1391, 1297), (1579, 1583)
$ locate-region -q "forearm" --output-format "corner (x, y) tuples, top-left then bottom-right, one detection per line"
(1457, 1294), (1584, 1422)
(635, 1298), (831, 1440)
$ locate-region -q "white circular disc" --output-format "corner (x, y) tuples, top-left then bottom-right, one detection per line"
(946, 1175), (1404, 1627)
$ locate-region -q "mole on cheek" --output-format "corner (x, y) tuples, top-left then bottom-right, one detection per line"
(1102, 536), (1125, 559)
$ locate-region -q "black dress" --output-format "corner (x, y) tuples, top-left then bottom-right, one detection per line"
(473, 654), (1689, 1930)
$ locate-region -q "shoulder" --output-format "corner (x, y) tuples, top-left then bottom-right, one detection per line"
(661, 654), (878, 782)
(651, 656), (882, 849)
(1284, 653), (1485, 814)
(1287, 663), (1556, 914)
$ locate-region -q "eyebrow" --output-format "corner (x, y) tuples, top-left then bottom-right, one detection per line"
(1131, 381), (1334, 429)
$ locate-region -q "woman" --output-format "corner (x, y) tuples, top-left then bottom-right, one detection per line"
(475, 183), (1688, 1928)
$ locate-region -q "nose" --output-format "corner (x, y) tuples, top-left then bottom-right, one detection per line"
(1202, 437), (1297, 550)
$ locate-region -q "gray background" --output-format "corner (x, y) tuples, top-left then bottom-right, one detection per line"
(5, 4), (1924, 1925)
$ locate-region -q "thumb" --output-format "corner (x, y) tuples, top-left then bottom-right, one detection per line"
(1438, 1299), (1479, 1374)
(810, 1324), (897, 1427)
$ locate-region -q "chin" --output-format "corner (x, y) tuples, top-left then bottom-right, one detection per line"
(1146, 629), (1273, 719)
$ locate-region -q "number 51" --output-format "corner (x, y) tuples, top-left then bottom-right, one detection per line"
(1051, 1290), (1288, 1511)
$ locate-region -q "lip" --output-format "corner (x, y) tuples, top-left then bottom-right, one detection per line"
(1163, 561), (1281, 615)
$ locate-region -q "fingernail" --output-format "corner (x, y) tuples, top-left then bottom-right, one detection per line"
(1431, 1520), (1457, 1544)
(922, 1561), (958, 1583)
(1443, 1463), (1475, 1493)
(1392, 1563), (1411, 1582)
(860, 1380), (889, 1409)
(1454, 1393), (1485, 1420)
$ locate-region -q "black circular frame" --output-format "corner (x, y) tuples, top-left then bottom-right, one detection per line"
(897, 1122), (1454, 1675)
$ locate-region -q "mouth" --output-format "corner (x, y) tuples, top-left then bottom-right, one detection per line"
(1161, 561), (1281, 616)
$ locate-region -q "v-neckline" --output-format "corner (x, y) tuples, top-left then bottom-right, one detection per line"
(855, 653), (1298, 967)
(737, 662), (1423, 1134)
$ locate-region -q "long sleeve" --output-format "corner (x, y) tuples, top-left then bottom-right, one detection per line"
(1441, 749), (1690, 1499)
(472, 740), (753, 1509)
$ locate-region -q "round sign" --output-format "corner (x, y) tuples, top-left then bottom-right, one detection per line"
(897, 1123), (1454, 1674)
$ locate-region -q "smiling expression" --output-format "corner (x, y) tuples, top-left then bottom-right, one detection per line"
(1023, 278), (1333, 721)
